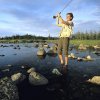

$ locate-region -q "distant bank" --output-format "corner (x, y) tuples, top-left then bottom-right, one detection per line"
(0, 39), (100, 46)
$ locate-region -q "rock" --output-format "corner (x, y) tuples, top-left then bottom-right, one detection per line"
(37, 47), (46, 56)
(0, 77), (19, 100)
(83, 55), (93, 61)
(93, 45), (100, 50)
(21, 65), (31, 69)
(34, 43), (39, 48)
(78, 44), (87, 50)
(11, 73), (26, 84)
(68, 53), (77, 59)
(86, 55), (92, 59)
(29, 71), (48, 86)
(0, 65), (13, 71)
(47, 46), (57, 56)
(77, 57), (83, 61)
(87, 76), (100, 85)
(44, 44), (49, 48)
(2, 69), (10, 72)
(27, 67), (36, 73)
(93, 51), (100, 56)
(52, 68), (62, 76)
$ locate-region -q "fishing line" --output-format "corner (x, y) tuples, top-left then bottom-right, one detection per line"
(60, 0), (73, 14)
(53, 0), (73, 18)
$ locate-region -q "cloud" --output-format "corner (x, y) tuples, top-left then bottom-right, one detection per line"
(0, 0), (100, 37)
(74, 20), (100, 32)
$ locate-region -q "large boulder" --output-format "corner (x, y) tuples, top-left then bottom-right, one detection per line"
(87, 76), (100, 85)
(29, 71), (48, 86)
(37, 47), (46, 56)
(11, 73), (26, 84)
(0, 77), (19, 100)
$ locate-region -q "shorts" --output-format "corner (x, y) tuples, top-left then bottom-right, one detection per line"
(58, 37), (70, 55)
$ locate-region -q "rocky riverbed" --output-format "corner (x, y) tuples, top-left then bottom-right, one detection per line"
(0, 43), (100, 100)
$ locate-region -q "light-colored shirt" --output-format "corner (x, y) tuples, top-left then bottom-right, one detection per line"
(56, 16), (74, 38)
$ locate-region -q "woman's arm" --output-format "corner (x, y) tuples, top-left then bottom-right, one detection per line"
(56, 17), (63, 27)
(56, 13), (63, 27)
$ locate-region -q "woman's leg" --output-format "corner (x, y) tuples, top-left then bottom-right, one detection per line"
(58, 38), (64, 64)
(63, 38), (70, 66)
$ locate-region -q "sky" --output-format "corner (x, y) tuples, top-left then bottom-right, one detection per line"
(0, 0), (100, 37)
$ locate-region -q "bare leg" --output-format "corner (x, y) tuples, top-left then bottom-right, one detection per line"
(58, 54), (64, 64)
(65, 55), (68, 66)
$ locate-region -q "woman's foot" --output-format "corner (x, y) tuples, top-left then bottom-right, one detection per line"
(63, 64), (68, 68)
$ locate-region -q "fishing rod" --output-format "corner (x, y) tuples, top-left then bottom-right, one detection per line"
(53, 0), (73, 19)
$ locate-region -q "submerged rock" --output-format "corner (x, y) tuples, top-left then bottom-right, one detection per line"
(0, 65), (13, 71)
(37, 47), (46, 56)
(93, 45), (100, 50)
(0, 77), (19, 100)
(11, 73), (26, 84)
(87, 76), (100, 85)
(52, 68), (62, 76)
(93, 51), (100, 56)
(29, 71), (48, 86)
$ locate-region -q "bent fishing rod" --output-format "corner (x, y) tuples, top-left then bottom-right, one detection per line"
(53, 0), (73, 19)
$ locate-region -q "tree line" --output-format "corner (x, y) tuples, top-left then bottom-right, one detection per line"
(72, 31), (100, 40)
(0, 31), (100, 40)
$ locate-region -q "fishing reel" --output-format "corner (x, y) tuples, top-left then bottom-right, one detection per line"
(53, 16), (57, 19)
(53, 12), (61, 19)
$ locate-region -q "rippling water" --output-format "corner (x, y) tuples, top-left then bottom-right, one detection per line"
(0, 43), (100, 100)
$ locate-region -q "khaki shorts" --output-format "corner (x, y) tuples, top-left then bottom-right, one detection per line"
(58, 37), (70, 55)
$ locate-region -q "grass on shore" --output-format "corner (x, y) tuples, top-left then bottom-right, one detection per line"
(0, 39), (100, 46)
(47, 40), (100, 46)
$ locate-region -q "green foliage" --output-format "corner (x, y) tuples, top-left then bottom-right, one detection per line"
(72, 31), (100, 40)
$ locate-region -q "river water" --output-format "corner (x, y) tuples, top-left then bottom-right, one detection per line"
(0, 43), (100, 100)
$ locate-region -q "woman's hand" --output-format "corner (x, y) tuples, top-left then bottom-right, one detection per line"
(57, 12), (61, 18)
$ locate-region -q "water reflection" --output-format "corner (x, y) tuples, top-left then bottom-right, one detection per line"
(37, 55), (46, 59)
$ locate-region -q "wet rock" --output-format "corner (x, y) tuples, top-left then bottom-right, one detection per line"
(44, 43), (49, 48)
(29, 71), (48, 86)
(21, 65), (31, 69)
(2, 69), (10, 72)
(34, 43), (39, 48)
(27, 67), (36, 73)
(68, 53), (77, 59)
(77, 57), (83, 61)
(93, 51), (100, 56)
(11, 73), (26, 84)
(93, 45), (100, 50)
(87, 76), (100, 85)
(0, 77), (19, 100)
(47, 46), (57, 56)
(83, 55), (93, 61)
(78, 44), (87, 50)
(52, 68), (62, 76)
(37, 47), (46, 56)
